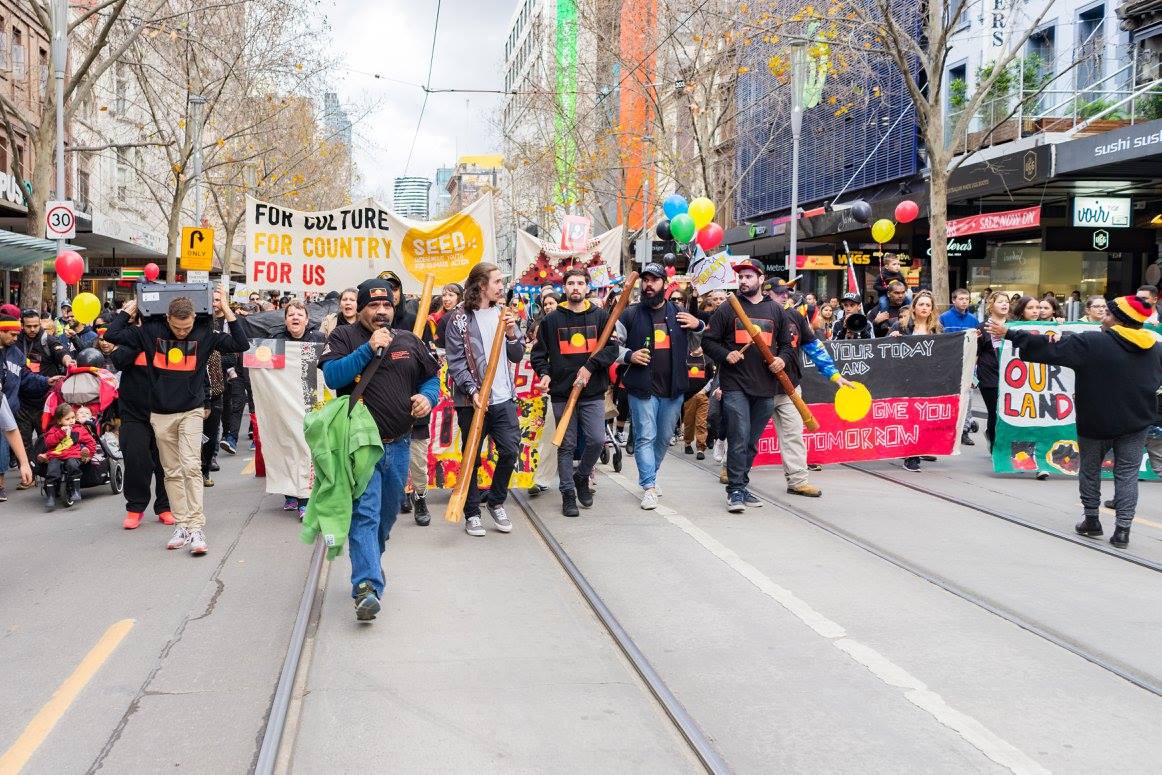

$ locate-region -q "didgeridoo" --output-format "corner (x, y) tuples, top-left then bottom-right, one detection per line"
(727, 294), (820, 431)
(552, 272), (640, 446)
(445, 307), (511, 523)
(411, 273), (437, 338)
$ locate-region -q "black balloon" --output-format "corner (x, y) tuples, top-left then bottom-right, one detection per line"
(663, 252), (676, 267)
(850, 200), (872, 224)
(656, 219), (672, 240)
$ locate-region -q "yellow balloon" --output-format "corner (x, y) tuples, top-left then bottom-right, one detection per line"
(835, 381), (873, 423)
(688, 197), (716, 230)
(72, 292), (102, 325)
(871, 218), (896, 244)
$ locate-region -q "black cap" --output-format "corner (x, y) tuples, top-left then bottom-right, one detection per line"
(767, 277), (792, 294)
(357, 278), (396, 311)
(641, 262), (666, 278)
(841, 292), (861, 303)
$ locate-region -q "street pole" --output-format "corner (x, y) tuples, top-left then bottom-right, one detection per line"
(788, 45), (804, 285)
(51, 0), (68, 314)
(175, 93), (206, 283)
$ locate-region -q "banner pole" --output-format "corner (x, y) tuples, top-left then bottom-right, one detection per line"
(411, 273), (437, 338)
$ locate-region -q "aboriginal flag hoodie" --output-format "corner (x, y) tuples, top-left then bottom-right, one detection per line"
(105, 311), (250, 414)
(530, 300), (619, 401)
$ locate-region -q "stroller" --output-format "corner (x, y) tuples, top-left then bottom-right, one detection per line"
(34, 356), (125, 497)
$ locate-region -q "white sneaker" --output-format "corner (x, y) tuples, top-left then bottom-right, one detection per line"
(640, 489), (658, 510)
(188, 529), (208, 556)
(465, 515), (486, 537)
(487, 504), (513, 533)
(615, 430), (628, 445)
(166, 526), (191, 550)
(712, 440), (726, 463)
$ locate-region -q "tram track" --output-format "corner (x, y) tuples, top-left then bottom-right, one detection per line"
(670, 454), (1162, 699)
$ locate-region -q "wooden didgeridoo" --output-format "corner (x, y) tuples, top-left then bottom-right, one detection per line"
(411, 273), (437, 338)
(444, 308), (511, 523)
(552, 271), (640, 446)
(727, 294), (820, 431)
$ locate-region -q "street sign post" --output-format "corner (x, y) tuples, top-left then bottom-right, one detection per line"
(45, 200), (76, 239)
(180, 226), (214, 272)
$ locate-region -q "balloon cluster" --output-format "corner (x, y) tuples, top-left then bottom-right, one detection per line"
(656, 194), (724, 252)
(847, 198), (920, 247)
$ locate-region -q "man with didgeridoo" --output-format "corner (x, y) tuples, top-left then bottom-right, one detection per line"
(615, 262), (704, 510)
(105, 286), (249, 555)
(318, 279), (439, 620)
(986, 295), (1162, 549)
(530, 266), (620, 517)
(703, 258), (795, 513)
(444, 262), (524, 537)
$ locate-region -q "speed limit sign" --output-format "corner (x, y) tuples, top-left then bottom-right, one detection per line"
(45, 200), (76, 239)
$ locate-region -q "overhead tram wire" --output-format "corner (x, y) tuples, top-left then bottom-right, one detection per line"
(403, 0), (443, 176)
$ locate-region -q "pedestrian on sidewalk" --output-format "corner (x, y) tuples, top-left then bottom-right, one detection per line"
(703, 259), (796, 512)
(530, 267), (620, 517)
(105, 287), (249, 556)
(615, 262), (704, 509)
(271, 300), (325, 518)
(976, 291), (1011, 452)
(681, 345), (713, 460)
(890, 290), (941, 473)
(445, 263), (524, 537)
(986, 295), (1162, 549)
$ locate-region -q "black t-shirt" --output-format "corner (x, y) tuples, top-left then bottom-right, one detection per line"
(782, 307), (816, 387)
(318, 323), (437, 440)
(649, 305), (672, 396)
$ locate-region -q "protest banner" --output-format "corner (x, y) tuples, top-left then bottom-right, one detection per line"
(992, 322), (1160, 479)
(245, 195), (490, 294)
(513, 224), (624, 289)
(247, 339), (326, 498)
(426, 356), (547, 489)
(755, 332), (977, 466)
(689, 249), (738, 293)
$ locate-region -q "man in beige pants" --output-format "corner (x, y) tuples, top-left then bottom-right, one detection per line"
(106, 287), (250, 555)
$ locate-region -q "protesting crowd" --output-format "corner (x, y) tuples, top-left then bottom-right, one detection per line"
(2, 258), (1158, 623)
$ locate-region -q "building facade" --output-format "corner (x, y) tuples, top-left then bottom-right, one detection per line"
(393, 176), (432, 219)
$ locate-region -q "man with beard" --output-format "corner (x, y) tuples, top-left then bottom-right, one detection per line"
(531, 267), (620, 517)
(12, 309), (72, 485)
(703, 259), (795, 513)
(318, 278), (439, 620)
(616, 262), (704, 509)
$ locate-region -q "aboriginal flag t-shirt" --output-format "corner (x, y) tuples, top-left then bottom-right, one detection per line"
(649, 305), (673, 396)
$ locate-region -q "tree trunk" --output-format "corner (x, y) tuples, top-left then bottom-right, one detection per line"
(927, 155), (951, 310)
(20, 123), (57, 310)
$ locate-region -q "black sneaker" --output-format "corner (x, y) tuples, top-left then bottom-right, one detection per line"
(1110, 526), (1130, 548)
(960, 431), (975, 446)
(1075, 517), (1103, 537)
(400, 491), (413, 513)
(528, 484), (547, 497)
(0, 486), (7, 502)
(562, 490), (580, 518)
(67, 486), (82, 506)
(209, 458), (220, 472)
(695, 450), (705, 460)
(903, 458), (922, 472)
(573, 473), (593, 508)
(1103, 499), (1115, 510)
(354, 582), (380, 621)
(743, 490), (763, 508)
(684, 444), (694, 455)
(43, 489), (56, 512)
(727, 491), (746, 513)
(414, 494), (430, 526)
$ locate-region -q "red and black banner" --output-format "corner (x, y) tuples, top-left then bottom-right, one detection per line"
(243, 338), (287, 369)
(756, 332), (976, 466)
(152, 338), (199, 372)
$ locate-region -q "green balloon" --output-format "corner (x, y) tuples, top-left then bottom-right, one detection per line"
(670, 213), (696, 243)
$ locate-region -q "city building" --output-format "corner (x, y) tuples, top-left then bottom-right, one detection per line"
(433, 167), (453, 218)
(393, 176), (432, 219)
(323, 91), (353, 151)
(445, 155), (501, 214)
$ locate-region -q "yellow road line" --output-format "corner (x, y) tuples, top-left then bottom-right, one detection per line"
(241, 458), (255, 476)
(1100, 507), (1162, 531)
(0, 619), (134, 774)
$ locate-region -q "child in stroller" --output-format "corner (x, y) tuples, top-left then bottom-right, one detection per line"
(38, 403), (96, 509)
(34, 347), (125, 509)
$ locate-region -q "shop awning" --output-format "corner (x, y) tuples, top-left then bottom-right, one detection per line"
(0, 229), (80, 270)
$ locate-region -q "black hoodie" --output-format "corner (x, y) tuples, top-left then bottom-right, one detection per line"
(530, 300), (618, 401)
(1005, 325), (1161, 439)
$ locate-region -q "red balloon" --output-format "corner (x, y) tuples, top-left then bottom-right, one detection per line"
(895, 200), (919, 224)
(695, 222), (724, 252)
(665, 266), (677, 277)
(54, 250), (84, 285)
(144, 262), (160, 282)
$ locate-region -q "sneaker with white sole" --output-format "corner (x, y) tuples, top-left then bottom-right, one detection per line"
(727, 491), (746, 513)
(487, 504), (513, 533)
(743, 490), (764, 508)
(640, 489), (658, 510)
(712, 440), (726, 463)
(166, 526), (191, 550)
(188, 529), (208, 556)
(465, 515), (486, 537)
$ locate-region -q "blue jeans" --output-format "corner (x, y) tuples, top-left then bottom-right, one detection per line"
(349, 437), (410, 598)
(722, 391), (774, 494)
(628, 393), (684, 489)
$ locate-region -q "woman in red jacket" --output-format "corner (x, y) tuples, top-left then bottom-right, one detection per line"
(38, 403), (96, 510)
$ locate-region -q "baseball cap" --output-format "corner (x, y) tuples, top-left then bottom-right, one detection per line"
(767, 277), (792, 294)
(731, 257), (764, 276)
(641, 262), (666, 279)
(841, 292), (861, 304)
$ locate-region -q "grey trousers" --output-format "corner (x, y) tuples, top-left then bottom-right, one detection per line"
(1079, 430), (1148, 529)
(553, 397), (605, 493)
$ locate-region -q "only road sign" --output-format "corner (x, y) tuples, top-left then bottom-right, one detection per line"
(45, 200), (76, 239)
(180, 226), (215, 271)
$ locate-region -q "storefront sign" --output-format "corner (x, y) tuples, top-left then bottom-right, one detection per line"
(795, 253), (840, 270)
(1043, 227), (1154, 252)
(947, 205), (1041, 237)
(1072, 196), (1131, 228)
(916, 235), (986, 260)
(0, 171), (27, 211)
(947, 146), (1051, 202)
(1056, 118), (1162, 172)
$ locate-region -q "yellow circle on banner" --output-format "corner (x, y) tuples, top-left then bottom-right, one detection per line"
(401, 212), (484, 286)
(167, 347), (184, 364)
(871, 218), (896, 244)
(835, 381), (872, 422)
(570, 332), (586, 348)
(255, 345), (272, 363)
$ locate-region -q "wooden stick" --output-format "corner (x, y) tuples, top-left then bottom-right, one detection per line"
(552, 271), (640, 446)
(727, 294), (820, 431)
(411, 273), (437, 338)
(444, 307), (510, 523)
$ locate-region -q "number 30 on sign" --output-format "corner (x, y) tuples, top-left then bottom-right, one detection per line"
(45, 200), (76, 239)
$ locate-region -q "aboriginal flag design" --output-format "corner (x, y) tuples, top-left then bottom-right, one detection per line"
(652, 325), (672, 350)
(243, 338), (286, 369)
(153, 338), (198, 371)
(734, 317), (774, 346)
(134, 352), (147, 366)
(558, 325), (598, 355)
(687, 360), (707, 379)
